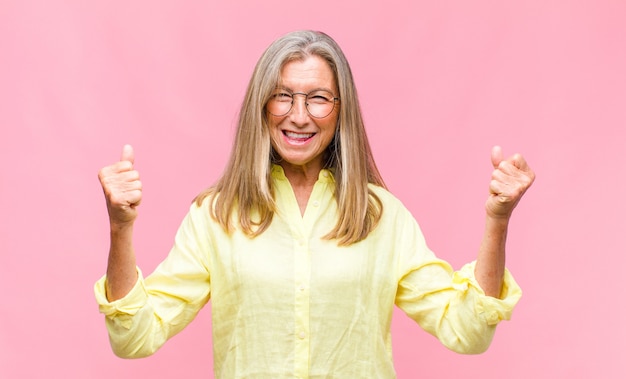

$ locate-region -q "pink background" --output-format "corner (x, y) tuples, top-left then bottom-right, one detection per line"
(1, 1), (625, 378)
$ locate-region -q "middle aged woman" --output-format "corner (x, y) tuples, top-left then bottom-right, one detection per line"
(95, 30), (535, 378)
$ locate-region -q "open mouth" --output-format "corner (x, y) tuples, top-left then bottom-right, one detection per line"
(283, 130), (315, 141)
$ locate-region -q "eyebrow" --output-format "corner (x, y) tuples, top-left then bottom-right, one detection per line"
(274, 86), (336, 94)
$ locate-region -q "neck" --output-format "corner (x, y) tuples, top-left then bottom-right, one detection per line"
(279, 162), (323, 190)
(279, 162), (323, 216)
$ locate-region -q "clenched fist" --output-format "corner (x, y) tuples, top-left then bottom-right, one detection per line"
(486, 146), (535, 219)
(98, 145), (143, 226)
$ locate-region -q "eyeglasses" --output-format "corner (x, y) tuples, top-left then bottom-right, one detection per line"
(267, 89), (339, 119)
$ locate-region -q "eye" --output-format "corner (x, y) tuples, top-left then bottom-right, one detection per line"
(307, 91), (333, 104)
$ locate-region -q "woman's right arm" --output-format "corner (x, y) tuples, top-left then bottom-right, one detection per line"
(98, 144), (142, 301)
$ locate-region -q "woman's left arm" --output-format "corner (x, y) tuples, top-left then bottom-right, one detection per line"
(475, 146), (535, 297)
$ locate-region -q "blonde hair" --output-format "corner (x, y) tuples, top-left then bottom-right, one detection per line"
(195, 30), (385, 245)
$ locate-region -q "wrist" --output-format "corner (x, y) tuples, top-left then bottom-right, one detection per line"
(484, 213), (510, 234)
(110, 219), (135, 234)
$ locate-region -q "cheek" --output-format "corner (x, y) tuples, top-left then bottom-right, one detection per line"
(322, 115), (339, 134)
(323, 122), (337, 136)
(266, 114), (278, 131)
(267, 117), (284, 144)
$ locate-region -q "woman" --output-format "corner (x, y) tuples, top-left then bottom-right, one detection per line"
(95, 30), (535, 378)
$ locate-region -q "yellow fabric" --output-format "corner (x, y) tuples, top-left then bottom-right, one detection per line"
(94, 165), (522, 378)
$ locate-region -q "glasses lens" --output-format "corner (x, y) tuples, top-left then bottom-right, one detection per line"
(267, 90), (337, 118)
(306, 90), (336, 118)
(267, 91), (292, 117)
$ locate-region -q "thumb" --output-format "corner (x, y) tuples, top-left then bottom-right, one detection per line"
(120, 144), (134, 164)
(491, 145), (503, 169)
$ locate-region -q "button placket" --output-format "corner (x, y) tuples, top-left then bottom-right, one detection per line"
(293, 233), (310, 378)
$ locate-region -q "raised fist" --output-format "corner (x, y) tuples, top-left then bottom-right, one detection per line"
(98, 145), (143, 226)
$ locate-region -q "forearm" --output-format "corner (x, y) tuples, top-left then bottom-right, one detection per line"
(106, 222), (138, 301)
(474, 216), (509, 298)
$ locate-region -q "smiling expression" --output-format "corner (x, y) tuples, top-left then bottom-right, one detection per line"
(267, 55), (339, 174)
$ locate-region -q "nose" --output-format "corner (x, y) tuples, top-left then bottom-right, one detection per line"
(289, 93), (309, 124)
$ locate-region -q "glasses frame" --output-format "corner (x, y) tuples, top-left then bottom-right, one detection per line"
(267, 90), (340, 119)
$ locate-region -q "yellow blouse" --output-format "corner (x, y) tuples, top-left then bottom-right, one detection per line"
(95, 165), (521, 378)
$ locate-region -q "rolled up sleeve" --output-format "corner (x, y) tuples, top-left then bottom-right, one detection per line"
(94, 269), (171, 358)
(93, 203), (212, 358)
(392, 203), (522, 355)
(396, 257), (522, 354)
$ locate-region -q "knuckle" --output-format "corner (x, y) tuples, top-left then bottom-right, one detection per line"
(118, 161), (133, 170)
(98, 167), (113, 181)
(108, 193), (124, 206)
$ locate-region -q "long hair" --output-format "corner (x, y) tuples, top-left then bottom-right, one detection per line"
(195, 30), (386, 245)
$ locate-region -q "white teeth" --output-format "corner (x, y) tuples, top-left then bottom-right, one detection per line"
(285, 131), (313, 139)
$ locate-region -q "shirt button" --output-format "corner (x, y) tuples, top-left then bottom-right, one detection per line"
(298, 332), (306, 339)
(312, 200), (320, 207)
(322, 172), (329, 178)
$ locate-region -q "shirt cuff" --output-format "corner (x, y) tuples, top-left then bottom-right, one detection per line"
(452, 261), (522, 326)
(94, 267), (148, 318)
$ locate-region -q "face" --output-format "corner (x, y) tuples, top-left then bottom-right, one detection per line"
(267, 55), (339, 173)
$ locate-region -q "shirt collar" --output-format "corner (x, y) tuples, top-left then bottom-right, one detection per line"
(271, 164), (335, 184)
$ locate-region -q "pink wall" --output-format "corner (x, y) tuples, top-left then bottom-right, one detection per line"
(1, 1), (625, 378)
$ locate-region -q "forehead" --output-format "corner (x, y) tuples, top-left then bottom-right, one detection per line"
(279, 55), (336, 91)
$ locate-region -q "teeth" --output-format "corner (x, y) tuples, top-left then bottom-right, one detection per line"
(285, 131), (313, 139)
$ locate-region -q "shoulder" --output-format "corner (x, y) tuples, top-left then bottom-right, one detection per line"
(183, 195), (221, 230)
(368, 184), (405, 210)
(368, 184), (416, 223)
